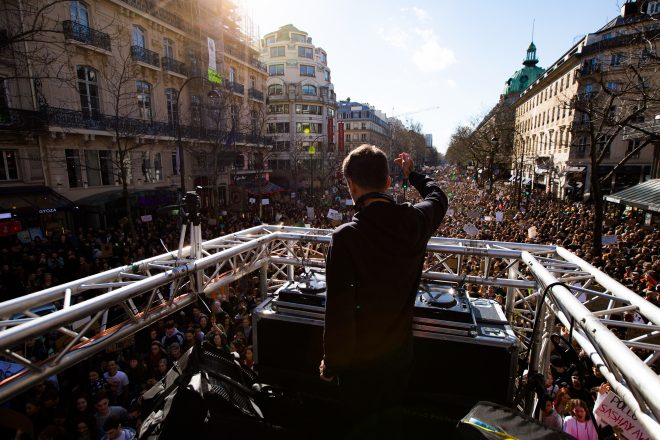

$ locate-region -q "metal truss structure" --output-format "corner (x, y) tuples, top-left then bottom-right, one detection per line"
(0, 225), (658, 437)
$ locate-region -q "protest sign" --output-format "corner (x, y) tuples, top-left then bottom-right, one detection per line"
(261, 198), (270, 205)
(249, 198), (256, 204)
(327, 209), (342, 221)
(528, 225), (538, 239)
(306, 207), (315, 220)
(602, 235), (618, 246)
(140, 215), (152, 223)
(495, 211), (504, 223)
(463, 223), (479, 236)
(446, 208), (455, 217)
(594, 392), (651, 440)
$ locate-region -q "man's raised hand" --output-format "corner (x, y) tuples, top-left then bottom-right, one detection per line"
(394, 152), (414, 178)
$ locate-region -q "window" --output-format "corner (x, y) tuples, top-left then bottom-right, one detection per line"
(302, 84), (316, 95)
(154, 153), (162, 181)
(229, 67), (236, 83)
(163, 38), (174, 59)
(132, 25), (145, 48)
(70, 0), (89, 26)
(323, 70), (330, 81)
(268, 84), (283, 96)
(171, 151), (179, 175)
(606, 81), (621, 92)
(345, 123), (350, 130)
(165, 88), (178, 125)
(584, 82), (593, 95)
(320, 52), (327, 64)
(273, 141), (290, 151)
(268, 104), (289, 114)
(85, 150), (113, 186)
(300, 65), (315, 77)
(77, 65), (100, 119)
(267, 122), (289, 133)
(0, 79), (8, 120)
(611, 53), (623, 66)
(266, 35), (276, 45)
(0, 150), (18, 181)
(65, 149), (82, 187)
(136, 80), (152, 121)
(250, 75), (255, 89)
(270, 46), (285, 57)
(291, 33), (306, 43)
(345, 134), (350, 142)
(269, 64), (284, 75)
(327, 107), (335, 117)
(296, 122), (322, 133)
(298, 46), (313, 59)
(648, 1), (660, 14)
(141, 151), (151, 181)
(361, 122), (367, 130)
(250, 110), (258, 133)
(361, 133), (367, 141)
(295, 104), (322, 115)
(627, 140), (642, 158)
(190, 95), (201, 126)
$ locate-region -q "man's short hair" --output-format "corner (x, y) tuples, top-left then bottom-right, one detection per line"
(342, 144), (389, 191)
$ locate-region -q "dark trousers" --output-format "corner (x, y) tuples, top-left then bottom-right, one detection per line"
(332, 342), (413, 438)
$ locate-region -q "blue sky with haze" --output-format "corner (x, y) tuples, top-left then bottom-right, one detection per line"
(245, 0), (625, 153)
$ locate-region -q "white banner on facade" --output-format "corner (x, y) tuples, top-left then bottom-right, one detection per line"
(207, 37), (221, 84)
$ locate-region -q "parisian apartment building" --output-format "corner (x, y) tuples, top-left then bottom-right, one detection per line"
(0, 0), (269, 236)
(337, 100), (391, 156)
(260, 24), (337, 191)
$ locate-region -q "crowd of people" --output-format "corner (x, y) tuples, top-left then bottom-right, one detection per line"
(0, 164), (657, 439)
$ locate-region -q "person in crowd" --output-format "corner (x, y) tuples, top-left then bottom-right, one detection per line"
(562, 399), (598, 440)
(103, 359), (129, 405)
(555, 387), (572, 417)
(100, 416), (136, 440)
(320, 147), (448, 434)
(540, 395), (563, 430)
(146, 342), (167, 374)
(93, 392), (127, 439)
(160, 319), (184, 348)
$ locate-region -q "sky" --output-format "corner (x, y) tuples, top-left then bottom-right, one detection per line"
(242, 0), (626, 153)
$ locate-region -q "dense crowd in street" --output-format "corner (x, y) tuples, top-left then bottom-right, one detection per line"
(0, 164), (657, 439)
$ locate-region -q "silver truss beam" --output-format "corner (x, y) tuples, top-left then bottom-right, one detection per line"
(0, 225), (657, 438)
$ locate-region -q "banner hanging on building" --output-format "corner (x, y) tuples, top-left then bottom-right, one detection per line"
(338, 122), (344, 153)
(207, 37), (221, 84)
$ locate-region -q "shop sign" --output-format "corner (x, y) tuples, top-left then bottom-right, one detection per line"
(38, 208), (57, 214)
(0, 221), (22, 237)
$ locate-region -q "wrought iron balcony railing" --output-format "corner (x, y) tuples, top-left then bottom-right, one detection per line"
(248, 88), (264, 101)
(131, 45), (160, 68)
(62, 21), (111, 52)
(0, 107), (46, 131)
(162, 57), (188, 76)
(117, 0), (191, 33)
(226, 81), (244, 95)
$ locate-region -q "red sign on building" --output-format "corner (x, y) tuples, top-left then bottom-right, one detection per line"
(338, 122), (344, 153)
(327, 117), (334, 144)
(0, 221), (22, 237)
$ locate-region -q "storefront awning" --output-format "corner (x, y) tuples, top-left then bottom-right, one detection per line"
(604, 179), (660, 213)
(0, 186), (75, 213)
(565, 166), (586, 173)
(522, 177), (532, 185)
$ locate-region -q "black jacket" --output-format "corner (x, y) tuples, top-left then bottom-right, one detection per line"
(323, 172), (448, 374)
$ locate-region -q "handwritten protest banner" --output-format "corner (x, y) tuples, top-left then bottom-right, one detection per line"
(594, 392), (651, 440)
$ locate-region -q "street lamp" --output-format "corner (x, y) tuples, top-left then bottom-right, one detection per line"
(175, 76), (222, 194)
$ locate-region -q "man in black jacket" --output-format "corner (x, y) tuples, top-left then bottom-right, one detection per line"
(319, 145), (448, 430)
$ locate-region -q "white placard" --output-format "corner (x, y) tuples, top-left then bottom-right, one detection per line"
(594, 392), (651, 440)
(140, 215), (152, 223)
(645, 213), (652, 226)
(528, 225), (538, 239)
(446, 208), (455, 217)
(495, 211), (504, 223)
(221, 210), (227, 216)
(484, 216), (493, 222)
(602, 235), (618, 245)
(304, 224), (311, 228)
(345, 199), (354, 206)
(306, 207), (315, 220)
(291, 192), (296, 199)
(327, 209), (342, 221)
(261, 198), (270, 205)
(463, 223), (479, 236)
(249, 198), (256, 204)
(275, 213), (282, 222)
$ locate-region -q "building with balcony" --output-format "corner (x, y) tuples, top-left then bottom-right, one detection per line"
(513, 40), (582, 199)
(337, 100), (391, 155)
(0, 0), (269, 233)
(261, 24), (337, 191)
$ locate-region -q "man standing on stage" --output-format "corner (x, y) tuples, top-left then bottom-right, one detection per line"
(319, 145), (448, 431)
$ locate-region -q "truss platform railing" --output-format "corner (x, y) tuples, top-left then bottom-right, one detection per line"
(0, 225), (658, 437)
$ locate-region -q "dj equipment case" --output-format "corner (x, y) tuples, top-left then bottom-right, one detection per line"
(253, 280), (518, 406)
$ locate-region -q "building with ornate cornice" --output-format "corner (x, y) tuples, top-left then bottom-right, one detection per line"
(260, 24), (337, 192)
